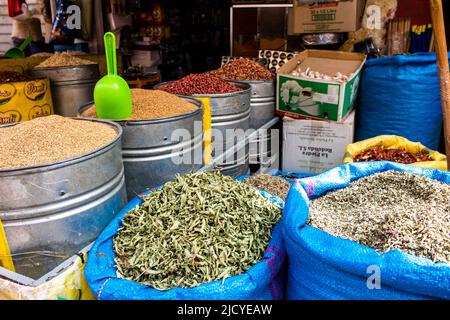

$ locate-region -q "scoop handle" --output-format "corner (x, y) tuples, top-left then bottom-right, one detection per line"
(18, 36), (32, 51)
(104, 32), (117, 76)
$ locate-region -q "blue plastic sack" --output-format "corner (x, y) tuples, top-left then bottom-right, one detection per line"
(356, 54), (443, 150)
(85, 188), (286, 300)
(283, 162), (450, 300)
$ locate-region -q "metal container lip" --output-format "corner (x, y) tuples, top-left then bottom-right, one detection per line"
(227, 78), (275, 85)
(0, 118), (123, 175)
(155, 81), (252, 98)
(78, 96), (203, 126)
(30, 63), (99, 72)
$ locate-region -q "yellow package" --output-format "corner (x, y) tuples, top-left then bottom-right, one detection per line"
(0, 78), (53, 124)
(0, 253), (95, 300)
(344, 135), (447, 171)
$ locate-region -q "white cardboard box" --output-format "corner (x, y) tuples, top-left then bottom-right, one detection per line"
(282, 110), (355, 174)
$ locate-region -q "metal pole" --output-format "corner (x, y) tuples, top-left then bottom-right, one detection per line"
(430, 0), (450, 170)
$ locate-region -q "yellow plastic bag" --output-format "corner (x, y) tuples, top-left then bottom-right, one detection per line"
(344, 135), (447, 171)
(0, 253), (95, 300)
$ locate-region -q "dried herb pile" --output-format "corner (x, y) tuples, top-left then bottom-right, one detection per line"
(354, 146), (432, 164)
(309, 171), (450, 263)
(243, 174), (291, 200)
(114, 171), (282, 290)
(210, 58), (274, 81)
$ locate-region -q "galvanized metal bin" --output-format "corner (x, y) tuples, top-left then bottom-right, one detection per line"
(0, 119), (127, 279)
(155, 82), (251, 177)
(232, 79), (276, 130)
(80, 97), (204, 200)
(30, 64), (100, 117)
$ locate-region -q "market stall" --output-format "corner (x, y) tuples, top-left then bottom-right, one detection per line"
(1, 0), (450, 302)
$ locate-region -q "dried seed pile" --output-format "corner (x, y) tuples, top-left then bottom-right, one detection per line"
(243, 174), (291, 200)
(308, 171), (450, 263)
(354, 146), (432, 164)
(0, 115), (117, 169)
(114, 171), (281, 290)
(82, 89), (198, 120)
(210, 58), (274, 81)
(36, 53), (96, 68)
(0, 71), (30, 84)
(158, 74), (242, 95)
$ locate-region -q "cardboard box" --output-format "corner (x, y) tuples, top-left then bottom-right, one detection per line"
(0, 79), (53, 124)
(288, 0), (366, 34)
(282, 110), (355, 174)
(276, 49), (366, 121)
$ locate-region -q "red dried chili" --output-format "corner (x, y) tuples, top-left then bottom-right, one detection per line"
(353, 146), (432, 164)
(158, 74), (242, 95)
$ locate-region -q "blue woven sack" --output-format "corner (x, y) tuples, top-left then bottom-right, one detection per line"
(85, 188), (286, 300)
(283, 162), (450, 300)
(356, 54), (444, 150)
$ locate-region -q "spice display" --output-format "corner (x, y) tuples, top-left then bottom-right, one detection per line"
(82, 89), (198, 120)
(114, 171), (281, 290)
(243, 174), (291, 200)
(158, 74), (242, 95)
(353, 146), (432, 164)
(0, 115), (117, 169)
(0, 71), (30, 84)
(289, 67), (354, 82)
(308, 171), (450, 263)
(210, 58), (274, 81)
(35, 52), (96, 68)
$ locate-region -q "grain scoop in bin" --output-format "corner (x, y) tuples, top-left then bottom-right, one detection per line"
(94, 32), (132, 120)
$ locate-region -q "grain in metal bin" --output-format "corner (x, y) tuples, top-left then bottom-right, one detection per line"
(30, 64), (100, 117)
(0, 119), (127, 279)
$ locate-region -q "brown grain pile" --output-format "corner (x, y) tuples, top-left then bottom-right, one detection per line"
(82, 89), (199, 120)
(210, 58), (274, 81)
(0, 115), (117, 169)
(243, 174), (291, 200)
(36, 53), (96, 68)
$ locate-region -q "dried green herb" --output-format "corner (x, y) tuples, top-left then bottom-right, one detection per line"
(114, 171), (281, 290)
(308, 170), (450, 263)
(243, 174), (291, 200)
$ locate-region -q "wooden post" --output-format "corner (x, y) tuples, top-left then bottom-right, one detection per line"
(430, 0), (450, 170)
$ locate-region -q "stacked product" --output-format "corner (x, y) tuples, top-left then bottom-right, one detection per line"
(277, 50), (366, 174)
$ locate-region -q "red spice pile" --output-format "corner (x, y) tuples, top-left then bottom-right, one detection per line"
(210, 58), (274, 81)
(353, 146), (432, 164)
(158, 74), (242, 95)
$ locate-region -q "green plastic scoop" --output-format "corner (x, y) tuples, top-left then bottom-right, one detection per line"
(93, 32), (132, 120)
(4, 36), (32, 59)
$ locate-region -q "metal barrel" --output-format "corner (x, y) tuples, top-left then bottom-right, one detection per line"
(0, 119), (126, 279)
(154, 81), (251, 176)
(79, 97), (204, 200)
(231, 79), (276, 130)
(217, 154), (250, 178)
(249, 129), (273, 165)
(229, 79), (275, 168)
(30, 64), (100, 117)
